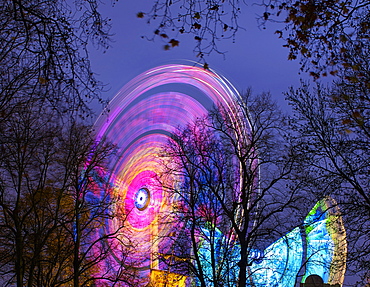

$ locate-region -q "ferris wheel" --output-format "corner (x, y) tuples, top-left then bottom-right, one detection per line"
(94, 64), (346, 287)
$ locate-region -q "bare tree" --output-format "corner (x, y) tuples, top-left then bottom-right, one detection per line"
(62, 121), (142, 287)
(136, 0), (242, 65)
(0, 1), (141, 286)
(58, 121), (134, 287)
(0, 101), (138, 286)
(287, 80), (370, 286)
(0, 101), (63, 286)
(0, 0), (110, 118)
(158, 91), (301, 287)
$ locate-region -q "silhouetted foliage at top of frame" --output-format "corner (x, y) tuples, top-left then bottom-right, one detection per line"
(0, 0), (111, 118)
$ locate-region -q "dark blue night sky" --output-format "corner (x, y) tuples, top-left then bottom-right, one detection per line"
(89, 1), (302, 112)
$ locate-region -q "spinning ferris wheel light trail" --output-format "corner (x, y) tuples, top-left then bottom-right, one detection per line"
(94, 64), (246, 281)
(94, 64), (347, 286)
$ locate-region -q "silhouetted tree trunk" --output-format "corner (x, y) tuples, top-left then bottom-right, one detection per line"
(0, 103), (138, 286)
(0, 1), (141, 286)
(287, 76), (370, 286)
(160, 91), (301, 287)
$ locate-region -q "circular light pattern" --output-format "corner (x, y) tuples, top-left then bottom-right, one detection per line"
(91, 64), (346, 287)
(94, 64), (250, 275)
(134, 188), (150, 211)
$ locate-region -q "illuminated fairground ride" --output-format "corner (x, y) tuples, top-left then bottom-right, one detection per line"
(94, 64), (347, 286)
